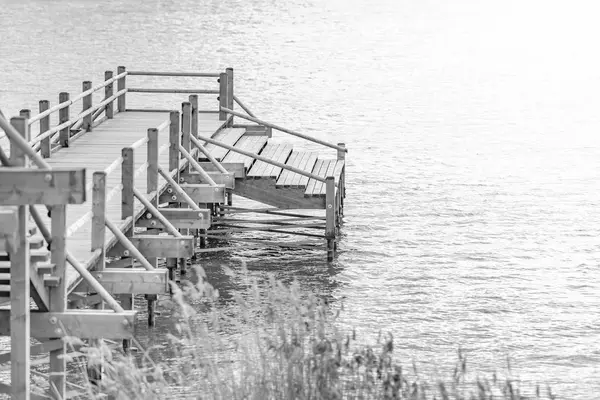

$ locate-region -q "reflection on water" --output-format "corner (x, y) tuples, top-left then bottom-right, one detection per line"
(2, 0), (600, 397)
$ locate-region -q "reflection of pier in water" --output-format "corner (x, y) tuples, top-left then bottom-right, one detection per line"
(0, 67), (347, 399)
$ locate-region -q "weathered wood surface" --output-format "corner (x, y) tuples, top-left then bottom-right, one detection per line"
(25, 112), (226, 293)
(221, 135), (268, 170)
(305, 159), (345, 197)
(247, 143), (293, 179)
(276, 151), (318, 188)
(201, 128), (245, 161)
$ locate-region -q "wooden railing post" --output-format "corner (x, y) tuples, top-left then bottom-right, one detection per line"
(189, 95), (198, 139)
(226, 68), (234, 126)
(147, 128), (158, 198)
(337, 143), (346, 161)
(117, 66), (126, 112)
(325, 176), (336, 261)
(219, 72), (228, 121)
(19, 109), (30, 119)
(49, 203), (67, 398)
(39, 101), (51, 158)
(121, 147), (134, 220)
(92, 172), (107, 268)
(182, 102), (192, 171)
(169, 111), (180, 177)
(59, 92), (70, 147)
(82, 81), (93, 132)
(9, 116), (31, 400)
(105, 71), (114, 119)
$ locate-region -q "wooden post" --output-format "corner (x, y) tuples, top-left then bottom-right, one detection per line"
(92, 172), (107, 268)
(169, 111), (180, 176)
(59, 92), (70, 147)
(19, 109), (30, 119)
(9, 117), (30, 400)
(189, 95), (198, 139)
(182, 102), (191, 172)
(82, 81), (93, 132)
(39, 100), (51, 158)
(325, 176), (335, 262)
(337, 142), (345, 217)
(219, 72), (227, 121)
(121, 147), (134, 220)
(226, 68), (233, 127)
(337, 143), (346, 161)
(147, 128), (158, 197)
(105, 71), (114, 119)
(49, 204), (67, 398)
(117, 66), (126, 112)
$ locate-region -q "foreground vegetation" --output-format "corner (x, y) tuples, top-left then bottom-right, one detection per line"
(59, 263), (555, 400)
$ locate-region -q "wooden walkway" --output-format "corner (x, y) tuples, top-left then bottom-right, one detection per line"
(0, 67), (347, 400)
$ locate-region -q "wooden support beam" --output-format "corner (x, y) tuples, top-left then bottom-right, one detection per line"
(147, 128), (158, 197)
(72, 268), (169, 294)
(58, 92), (70, 147)
(117, 66), (126, 112)
(169, 111), (180, 177)
(39, 100), (51, 158)
(161, 184), (226, 204)
(226, 68), (234, 126)
(180, 171), (235, 189)
(105, 71), (114, 119)
(0, 310), (136, 339)
(9, 116), (31, 400)
(49, 204), (67, 398)
(189, 95), (198, 139)
(197, 161), (245, 178)
(136, 208), (210, 230)
(92, 172), (106, 270)
(121, 147), (134, 220)
(182, 101), (192, 172)
(129, 235), (194, 258)
(0, 168), (86, 205)
(219, 72), (228, 121)
(325, 176), (335, 262)
(82, 81), (93, 132)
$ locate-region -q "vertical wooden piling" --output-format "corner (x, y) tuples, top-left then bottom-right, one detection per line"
(337, 143), (345, 217)
(325, 176), (336, 261)
(226, 68), (234, 127)
(9, 116), (30, 400)
(219, 72), (228, 121)
(19, 109), (30, 119)
(59, 92), (70, 147)
(167, 111), (180, 287)
(189, 95), (198, 139)
(105, 71), (114, 119)
(121, 147), (134, 220)
(39, 100), (51, 158)
(49, 204), (67, 399)
(147, 128), (159, 199)
(88, 172), (106, 382)
(117, 66), (126, 113)
(182, 102), (192, 171)
(82, 81), (93, 132)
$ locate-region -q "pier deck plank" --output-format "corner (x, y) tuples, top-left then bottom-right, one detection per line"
(247, 143), (292, 179)
(276, 151), (318, 188)
(222, 135), (268, 171)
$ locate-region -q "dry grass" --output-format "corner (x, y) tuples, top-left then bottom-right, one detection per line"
(57, 263), (556, 400)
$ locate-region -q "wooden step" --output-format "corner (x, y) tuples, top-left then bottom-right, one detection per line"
(305, 159), (345, 197)
(35, 263), (56, 275)
(0, 249), (50, 263)
(0, 285), (9, 292)
(29, 236), (45, 250)
(200, 128), (246, 161)
(276, 151), (318, 188)
(0, 273), (9, 281)
(247, 143), (293, 179)
(222, 135), (268, 171)
(43, 276), (61, 287)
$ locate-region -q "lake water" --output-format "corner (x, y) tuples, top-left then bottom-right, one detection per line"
(2, 0), (600, 397)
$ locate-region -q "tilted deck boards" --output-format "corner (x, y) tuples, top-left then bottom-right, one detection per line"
(247, 143), (293, 179)
(222, 135), (268, 171)
(276, 151), (318, 188)
(201, 128), (246, 161)
(305, 159), (345, 197)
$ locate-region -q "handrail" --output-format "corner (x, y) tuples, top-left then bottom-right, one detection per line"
(128, 71), (220, 77)
(157, 166), (202, 211)
(128, 88), (219, 94)
(30, 88), (127, 146)
(196, 133), (335, 186)
(189, 135), (228, 174)
(105, 218), (155, 271)
(178, 144), (218, 186)
(28, 71), (127, 125)
(220, 107), (347, 153)
(233, 95), (256, 118)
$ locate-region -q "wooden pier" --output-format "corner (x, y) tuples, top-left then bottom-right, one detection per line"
(0, 67), (347, 399)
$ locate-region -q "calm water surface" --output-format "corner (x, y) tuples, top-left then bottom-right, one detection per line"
(2, 0), (600, 397)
